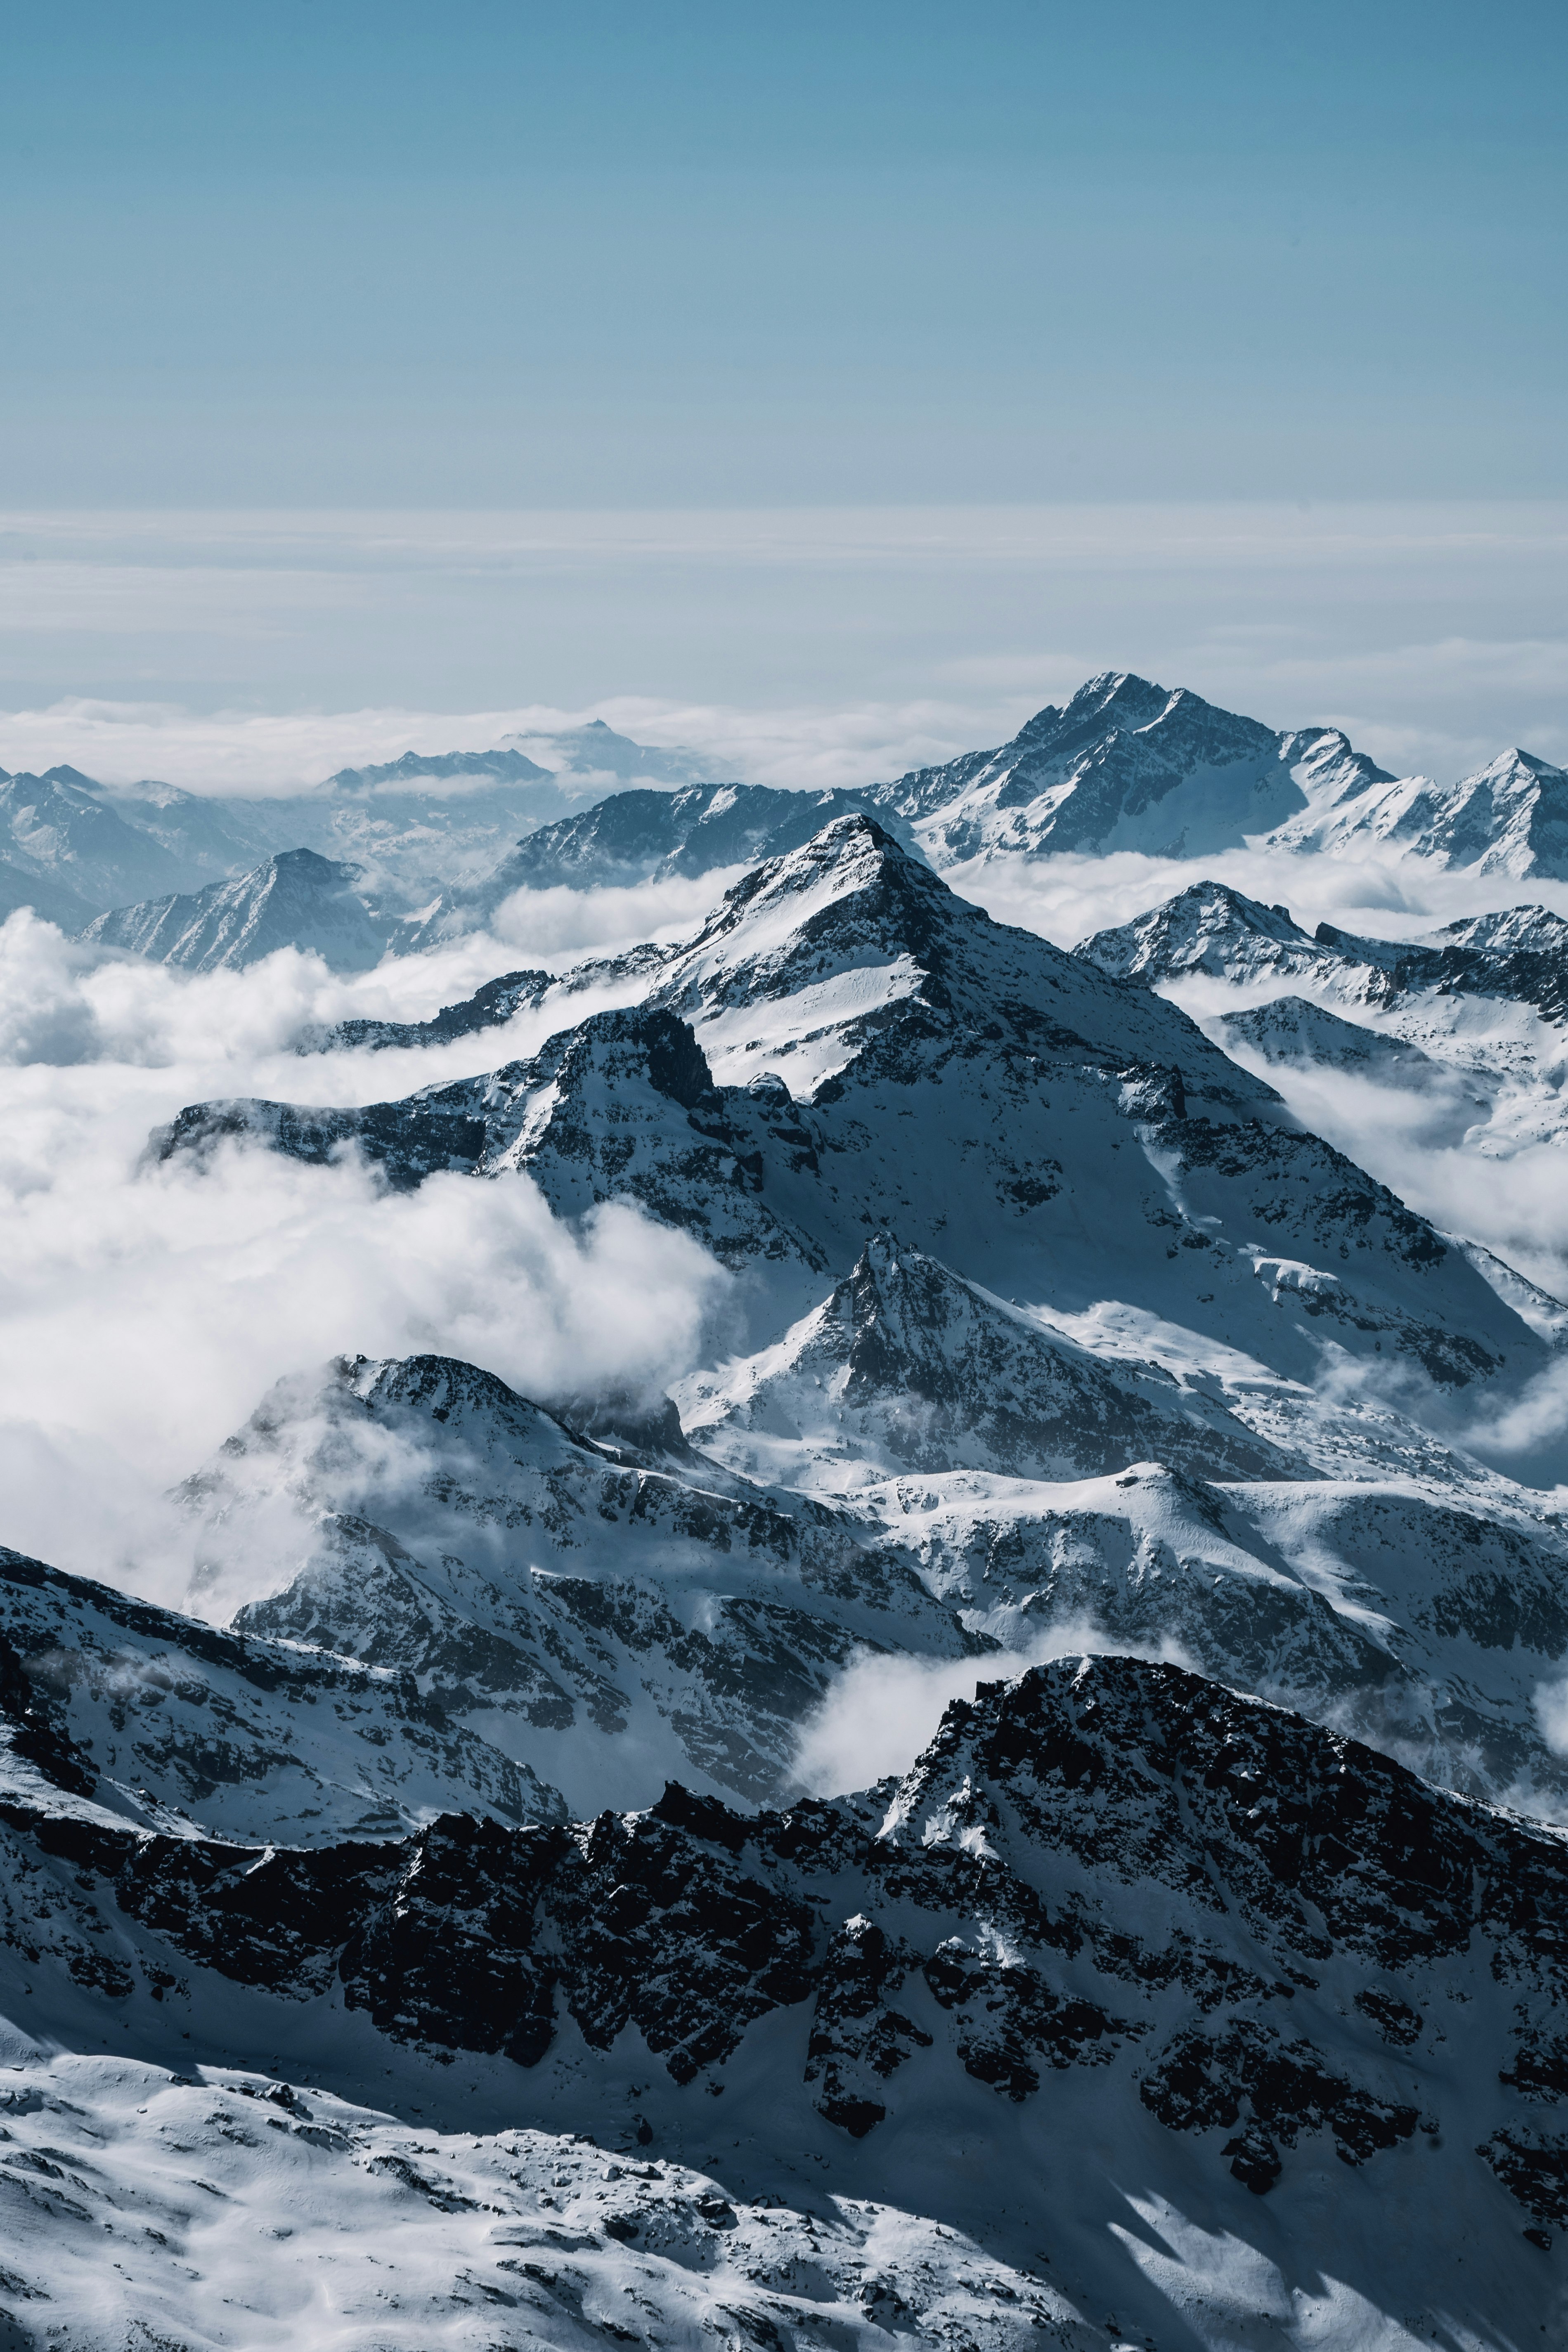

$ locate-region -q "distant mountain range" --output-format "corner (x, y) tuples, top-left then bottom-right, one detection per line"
(862, 670), (1568, 874)
(0, 721), (722, 960)
(4, 676), (1566, 975)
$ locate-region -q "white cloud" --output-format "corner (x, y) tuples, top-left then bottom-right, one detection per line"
(792, 1622), (1199, 1795)
(4, 501), (1567, 792)
(0, 914), (732, 1596)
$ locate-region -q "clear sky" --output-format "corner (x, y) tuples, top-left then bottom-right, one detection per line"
(5, 0), (1565, 507)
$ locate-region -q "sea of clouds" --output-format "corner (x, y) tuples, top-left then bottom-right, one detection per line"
(0, 879), (740, 1600)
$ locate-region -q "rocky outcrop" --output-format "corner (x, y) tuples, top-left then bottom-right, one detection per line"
(3, 1652), (1563, 2253)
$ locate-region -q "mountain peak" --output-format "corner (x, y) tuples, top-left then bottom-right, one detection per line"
(1075, 880), (1317, 983)
(83, 841), (388, 972)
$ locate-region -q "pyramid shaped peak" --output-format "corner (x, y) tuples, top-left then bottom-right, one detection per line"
(715, 808), (918, 910)
(1075, 879), (1319, 983)
(1470, 744), (1565, 785)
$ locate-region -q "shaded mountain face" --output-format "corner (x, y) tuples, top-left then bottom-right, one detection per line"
(1216, 995), (1455, 1085)
(300, 964), (554, 1054)
(2, 1650), (1563, 2345)
(156, 816), (1546, 1390)
(171, 1352), (974, 1818)
(419, 781), (924, 938)
(81, 847), (392, 973)
(0, 854), (98, 931)
(0, 1542), (564, 1844)
(863, 672), (1392, 866)
(0, 768), (195, 913)
(679, 1235), (1292, 1490)
(88, 779), (283, 886)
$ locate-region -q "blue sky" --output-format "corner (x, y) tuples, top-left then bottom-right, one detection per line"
(5, 0), (1565, 506)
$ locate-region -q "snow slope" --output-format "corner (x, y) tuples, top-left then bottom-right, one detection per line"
(1076, 881), (1568, 1163)
(0, 1650), (1563, 2349)
(175, 1352), (975, 1818)
(157, 816), (1549, 1391)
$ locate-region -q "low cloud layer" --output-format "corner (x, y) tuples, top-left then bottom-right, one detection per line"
(2, 503), (1565, 784)
(792, 1622), (1199, 1796)
(0, 908), (735, 1597)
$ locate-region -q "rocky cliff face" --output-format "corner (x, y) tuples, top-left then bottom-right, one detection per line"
(1, 1649), (1563, 2344)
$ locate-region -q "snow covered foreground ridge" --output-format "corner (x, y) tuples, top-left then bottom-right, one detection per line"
(2, 1633), (1566, 2349)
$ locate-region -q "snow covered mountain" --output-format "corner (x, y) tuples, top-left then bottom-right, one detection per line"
(863, 672), (1391, 865)
(7, 757), (1568, 2343)
(501, 714), (722, 787)
(676, 1235), (1291, 1490)
(158, 816), (1548, 1392)
(1270, 745), (1568, 876)
(260, 748), (582, 905)
(302, 965), (555, 1054)
(0, 724), (717, 953)
(1, 1644), (1563, 2346)
(1075, 882), (1568, 1165)
(9, 686), (1564, 979)
(0, 767), (197, 915)
(278, 727), (721, 904)
(1076, 882), (1568, 1019)
(415, 782), (920, 939)
(173, 1350), (975, 1818)
(857, 671), (1568, 880)
(0, 1540), (563, 1844)
(81, 847), (394, 973)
